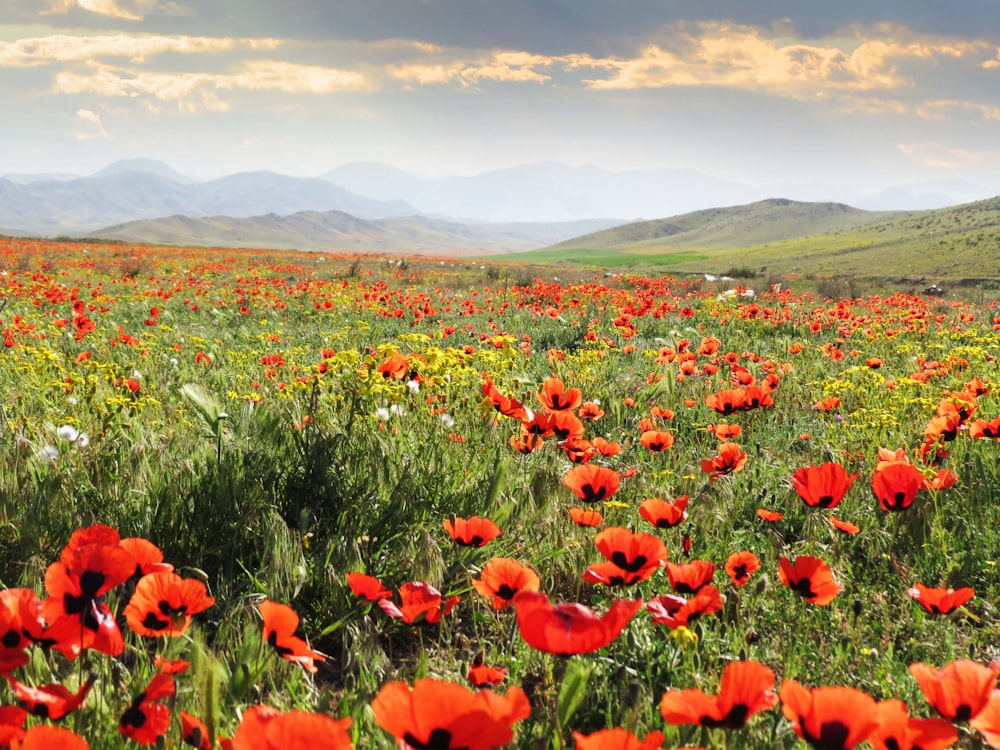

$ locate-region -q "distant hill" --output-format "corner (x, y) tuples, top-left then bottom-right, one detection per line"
(92, 158), (195, 184)
(546, 199), (909, 251)
(2, 172), (80, 184)
(510, 196), (1000, 278)
(88, 212), (625, 254)
(0, 169), (418, 236)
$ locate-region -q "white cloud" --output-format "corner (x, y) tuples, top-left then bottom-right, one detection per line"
(389, 49), (555, 87)
(43, 0), (158, 21)
(74, 108), (110, 139)
(0, 34), (281, 67)
(898, 141), (1000, 168)
(53, 59), (372, 112)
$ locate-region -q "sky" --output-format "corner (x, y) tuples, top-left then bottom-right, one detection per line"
(3, 0), (1000, 192)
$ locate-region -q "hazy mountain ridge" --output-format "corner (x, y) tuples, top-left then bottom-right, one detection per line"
(88, 212), (625, 254)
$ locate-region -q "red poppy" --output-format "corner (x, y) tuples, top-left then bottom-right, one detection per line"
(790, 463), (859, 509)
(0, 706), (26, 747)
(345, 572), (393, 601)
(706, 388), (746, 415)
(646, 586), (723, 630)
(124, 571), (216, 637)
(181, 712), (211, 750)
(830, 516), (860, 535)
(968, 416), (1000, 440)
(578, 401), (605, 421)
(701, 442), (748, 481)
(924, 468), (958, 491)
(970, 690), (1000, 748)
(481, 380), (530, 421)
(708, 423), (742, 440)
(230, 704), (354, 750)
(443, 516), (502, 547)
(472, 558), (541, 611)
(521, 412), (556, 437)
(660, 660), (777, 729)
(779, 680), (882, 750)
(549, 410), (585, 441)
(376, 352), (409, 380)
(259, 600), (327, 673)
(371, 678), (530, 750)
(907, 583), (975, 615)
(12, 726), (90, 750)
(639, 496), (689, 529)
(119, 537), (174, 577)
(778, 556), (841, 606)
(872, 462), (925, 512)
(592, 437), (621, 456)
(510, 431), (544, 454)
(561, 437), (597, 464)
(568, 507), (604, 527)
(909, 659), (1000, 722)
(665, 560), (716, 594)
(468, 653), (507, 688)
(538, 376), (583, 412)
(563, 464), (621, 503)
(724, 551), (761, 587)
(572, 728), (666, 750)
(584, 527), (666, 586)
(756, 508), (784, 523)
(154, 655), (190, 674)
(868, 699), (958, 750)
(7, 676), (94, 721)
(640, 430), (675, 453)
(513, 591), (641, 655)
(119, 673), (175, 746)
(379, 582), (460, 625)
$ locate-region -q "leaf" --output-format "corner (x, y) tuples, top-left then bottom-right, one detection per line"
(556, 657), (594, 729)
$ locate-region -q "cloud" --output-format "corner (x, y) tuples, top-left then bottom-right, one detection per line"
(74, 108), (110, 139)
(0, 33), (281, 67)
(898, 141), (1000, 169)
(53, 59), (372, 111)
(577, 22), (988, 97)
(42, 0), (159, 21)
(389, 49), (556, 86)
(914, 99), (1000, 121)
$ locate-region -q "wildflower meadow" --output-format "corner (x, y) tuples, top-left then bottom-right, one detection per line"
(0, 236), (998, 749)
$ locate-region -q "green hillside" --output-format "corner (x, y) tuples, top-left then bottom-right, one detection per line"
(507, 197), (1000, 278)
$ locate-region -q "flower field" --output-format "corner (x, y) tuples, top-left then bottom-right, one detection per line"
(0, 236), (999, 749)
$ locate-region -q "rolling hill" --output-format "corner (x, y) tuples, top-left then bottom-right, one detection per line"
(511, 197), (1000, 278)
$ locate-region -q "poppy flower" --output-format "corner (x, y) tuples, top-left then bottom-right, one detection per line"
(640, 430), (675, 453)
(481, 381), (530, 421)
(592, 437), (621, 457)
(868, 699), (958, 750)
(725, 551), (761, 587)
(468, 653), (507, 688)
(660, 660), (777, 730)
(379, 582), (460, 626)
(639, 496), (689, 529)
(521, 412), (556, 437)
(510, 431), (544, 454)
(472, 558), (541, 611)
(701, 443), (748, 481)
(571, 728), (666, 750)
(924, 468), (958, 491)
(830, 516), (860, 535)
(561, 438), (597, 463)
(538, 376), (583, 412)
(259, 600), (327, 673)
(119, 673), (175, 746)
(376, 352), (409, 380)
(708, 423), (742, 440)
(578, 401), (605, 421)
(513, 591), (641, 655)
(443, 516), (502, 547)
(124, 571), (216, 637)
(371, 678), (530, 750)
(549, 410), (585, 441)
(756, 508), (783, 523)
(345, 572), (393, 601)
(154, 655), (190, 674)
(0, 706), (26, 747)
(706, 388), (746, 415)
(7, 676), (95, 721)
(790, 463), (859, 509)
(230, 704), (354, 750)
(665, 560), (716, 594)
(970, 690), (1000, 748)
(568, 507), (604, 528)
(563, 464), (621, 503)
(646, 586), (723, 629)
(779, 680), (882, 750)
(12, 726), (90, 750)
(778, 556), (841, 606)
(909, 659), (1000, 722)
(968, 416), (1000, 440)
(872, 463), (925, 512)
(584, 527), (666, 586)
(181, 712), (212, 750)
(907, 583), (974, 615)
(119, 537), (174, 578)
